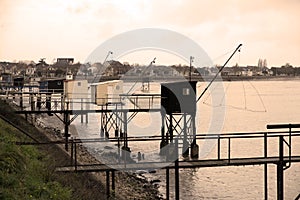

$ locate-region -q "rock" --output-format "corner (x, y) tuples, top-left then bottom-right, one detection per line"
(150, 179), (161, 184)
(135, 170), (148, 175)
(104, 146), (113, 150)
(148, 169), (156, 173)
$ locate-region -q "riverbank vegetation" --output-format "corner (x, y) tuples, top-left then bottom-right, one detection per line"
(0, 99), (162, 199)
(0, 99), (107, 199)
(0, 114), (72, 199)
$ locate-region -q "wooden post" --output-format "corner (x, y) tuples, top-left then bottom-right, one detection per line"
(182, 113), (189, 157)
(20, 94), (23, 110)
(175, 138), (180, 200)
(228, 137), (231, 163)
(81, 98), (83, 123)
(191, 114), (199, 159)
(111, 170), (115, 197)
(277, 136), (284, 200)
(85, 113), (88, 124)
(74, 140), (77, 172)
(30, 94), (35, 124)
(118, 137), (120, 164)
(106, 171), (110, 199)
(64, 111), (70, 151)
(124, 111), (128, 147)
(166, 167), (170, 200)
(71, 137), (74, 165)
(121, 111), (131, 161)
(160, 112), (167, 155)
(36, 94), (41, 111)
(30, 94), (35, 111)
(169, 114), (173, 142)
(85, 99), (89, 124)
(217, 136), (221, 160)
(61, 94), (64, 110)
(100, 106), (104, 137)
(264, 132), (268, 200)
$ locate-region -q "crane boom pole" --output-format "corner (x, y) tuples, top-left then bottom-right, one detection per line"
(91, 51), (113, 83)
(126, 57), (156, 95)
(196, 44), (242, 103)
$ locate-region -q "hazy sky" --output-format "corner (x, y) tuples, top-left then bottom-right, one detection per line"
(0, 0), (299, 67)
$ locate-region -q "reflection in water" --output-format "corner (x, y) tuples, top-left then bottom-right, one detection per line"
(74, 80), (300, 199)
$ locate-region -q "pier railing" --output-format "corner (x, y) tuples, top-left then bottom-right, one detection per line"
(2, 90), (162, 111)
(16, 127), (300, 167)
(13, 120), (300, 200)
(66, 126), (300, 200)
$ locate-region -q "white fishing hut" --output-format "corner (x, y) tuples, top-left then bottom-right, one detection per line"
(90, 80), (123, 105)
(64, 79), (89, 100)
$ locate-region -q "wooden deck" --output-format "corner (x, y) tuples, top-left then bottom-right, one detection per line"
(15, 108), (162, 114)
(56, 156), (300, 173)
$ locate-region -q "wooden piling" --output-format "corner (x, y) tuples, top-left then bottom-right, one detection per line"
(277, 136), (284, 200)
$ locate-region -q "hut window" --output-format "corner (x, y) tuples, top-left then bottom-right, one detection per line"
(77, 82), (81, 86)
(183, 88), (190, 95)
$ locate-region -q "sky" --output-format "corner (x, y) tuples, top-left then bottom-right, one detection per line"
(0, 0), (300, 67)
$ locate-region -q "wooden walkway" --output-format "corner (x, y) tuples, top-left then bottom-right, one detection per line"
(56, 156), (300, 173)
(15, 108), (162, 114)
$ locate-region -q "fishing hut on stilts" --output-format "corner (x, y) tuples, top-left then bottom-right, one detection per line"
(160, 81), (199, 159)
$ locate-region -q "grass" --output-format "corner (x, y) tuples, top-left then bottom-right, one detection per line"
(0, 99), (107, 200)
(0, 115), (73, 200)
(0, 99), (163, 200)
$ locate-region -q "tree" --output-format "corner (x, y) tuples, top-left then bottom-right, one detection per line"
(263, 59), (267, 68)
(38, 58), (48, 66)
(55, 69), (65, 77)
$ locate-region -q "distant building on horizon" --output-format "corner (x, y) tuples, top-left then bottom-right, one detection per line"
(56, 58), (74, 65)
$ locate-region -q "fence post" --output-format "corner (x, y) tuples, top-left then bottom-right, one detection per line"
(228, 138), (231, 163)
(71, 137), (73, 165)
(277, 135), (284, 200)
(217, 136), (221, 160)
(175, 138), (179, 200)
(264, 132), (268, 200)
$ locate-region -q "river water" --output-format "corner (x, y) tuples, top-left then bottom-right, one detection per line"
(72, 79), (300, 199)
